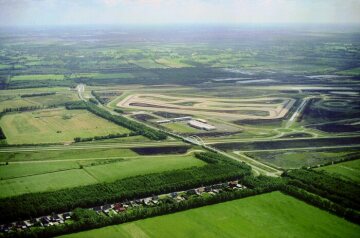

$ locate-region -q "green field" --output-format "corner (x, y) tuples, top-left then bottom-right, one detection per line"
(0, 169), (97, 198)
(0, 153), (203, 198)
(0, 161), (79, 179)
(317, 159), (360, 183)
(70, 73), (134, 79)
(0, 109), (130, 144)
(11, 74), (65, 81)
(83, 154), (205, 182)
(0, 148), (138, 162)
(0, 93), (79, 111)
(243, 148), (360, 169)
(58, 192), (360, 238)
(163, 122), (201, 133)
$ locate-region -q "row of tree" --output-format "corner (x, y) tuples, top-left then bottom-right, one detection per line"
(74, 132), (139, 142)
(280, 185), (360, 224)
(283, 169), (360, 210)
(0, 152), (252, 223)
(91, 90), (106, 104)
(65, 101), (167, 140)
(20, 92), (56, 98)
(0, 127), (6, 140)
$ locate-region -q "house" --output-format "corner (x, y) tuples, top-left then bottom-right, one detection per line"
(62, 212), (71, 220)
(228, 180), (238, 188)
(40, 217), (50, 227)
(16, 221), (27, 229)
(102, 204), (112, 214)
(186, 189), (197, 195)
(197, 187), (205, 194)
(113, 203), (126, 213)
(92, 206), (102, 213)
(24, 220), (32, 227)
(51, 214), (62, 222)
(143, 197), (153, 206)
(205, 186), (212, 192)
(170, 192), (178, 198)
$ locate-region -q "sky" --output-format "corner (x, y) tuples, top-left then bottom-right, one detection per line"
(0, 0), (360, 26)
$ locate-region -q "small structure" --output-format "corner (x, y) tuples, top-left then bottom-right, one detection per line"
(188, 120), (216, 131)
(228, 180), (238, 188)
(62, 212), (71, 220)
(113, 203), (126, 213)
(92, 206), (102, 214)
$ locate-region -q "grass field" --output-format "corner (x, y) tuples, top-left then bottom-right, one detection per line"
(244, 149), (360, 169)
(83, 154), (205, 182)
(0, 93), (78, 111)
(0, 162), (79, 180)
(57, 192), (360, 238)
(0, 109), (130, 144)
(162, 122), (201, 133)
(0, 148), (138, 162)
(70, 73), (134, 79)
(11, 74), (65, 81)
(0, 153), (203, 198)
(317, 159), (360, 183)
(0, 169), (97, 198)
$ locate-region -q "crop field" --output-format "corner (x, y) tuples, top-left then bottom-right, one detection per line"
(0, 148), (139, 162)
(0, 169), (98, 198)
(57, 192), (360, 238)
(317, 159), (360, 183)
(1, 94), (78, 110)
(117, 93), (295, 121)
(0, 109), (130, 144)
(0, 151), (203, 198)
(83, 154), (205, 182)
(243, 148), (360, 169)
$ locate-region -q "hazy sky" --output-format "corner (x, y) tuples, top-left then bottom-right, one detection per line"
(1, 0), (360, 26)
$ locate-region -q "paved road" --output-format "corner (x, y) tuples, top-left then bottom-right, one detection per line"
(76, 84), (85, 101)
(285, 97), (312, 128)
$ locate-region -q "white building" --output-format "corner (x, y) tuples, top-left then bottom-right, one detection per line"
(188, 120), (216, 131)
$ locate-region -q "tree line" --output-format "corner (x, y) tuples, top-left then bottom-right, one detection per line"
(20, 92), (56, 98)
(65, 101), (167, 140)
(91, 90), (106, 104)
(283, 169), (360, 210)
(74, 132), (139, 142)
(280, 185), (360, 225)
(0, 127), (6, 140)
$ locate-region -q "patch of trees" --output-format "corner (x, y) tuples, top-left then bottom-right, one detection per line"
(65, 101), (167, 140)
(283, 169), (360, 210)
(91, 90), (106, 104)
(88, 98), (98, 105)
(195, 152), (252, 170)
(74, 132), (139, 142)
(1, 105), (59, 116)
(3, 187), (277, 238)
(0, 156), (251, 223)
(0, 127), (6, 140)
(281, 185), (360, 224)
(114, 108), (124, 114)
(20, 92), (56, 98)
